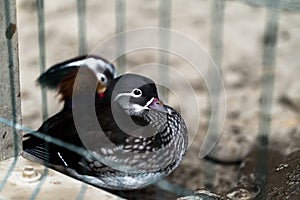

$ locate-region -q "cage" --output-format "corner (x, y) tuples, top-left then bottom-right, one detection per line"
(1, 0), (300, 199)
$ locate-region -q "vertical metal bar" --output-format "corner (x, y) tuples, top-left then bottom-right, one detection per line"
(209, 0), (224, 67)
(77, 0), (87, 54)
(30, 1), (49, 199)
(115, 0), (126, 73)
(37, 0), (48, 120)
(0, 0), (21, 192)
(76, 3), (89, 197)
(256, 0), (279, 198)
(204, 0), (225, 191)
(157, 1), (171, 194)
(158, 0), (171, 99)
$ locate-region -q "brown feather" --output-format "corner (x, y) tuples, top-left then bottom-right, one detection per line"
(57, 69), (79, 101)
(57, 68), (106, 101)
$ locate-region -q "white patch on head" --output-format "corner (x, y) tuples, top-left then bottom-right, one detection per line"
(64, 60), (85, 68)
(85, 58), (115, 82)
(86, 58), (106, 72)
(131, 97), (154, 113)
(131, 104), (149, 112)
(63, 57), (115, 82)
(106, 63), (116, 78)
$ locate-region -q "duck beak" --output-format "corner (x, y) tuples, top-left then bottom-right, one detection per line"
(97, 83), (106, 93)
(147, 97), (168, 113)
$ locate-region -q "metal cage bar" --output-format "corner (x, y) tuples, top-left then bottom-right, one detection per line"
(204, 0), (225, 191)
(158, 0), (172, 99)
(238, 0), (300, 12)
(36, 0), (48, 121)
(77, 0), (87, 55)
(115, 0), (126, 73)
(29, 1), (50, 198)
(255, 0), (280, 198)
(0, 0), (296, 199)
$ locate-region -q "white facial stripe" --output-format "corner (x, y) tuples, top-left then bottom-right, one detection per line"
(114, 93), (155, 112)
(132, 97), (155, 112)
(114, 92), (133, 102)
(145, 97), (154, 107)
(114, 89), (144, 101)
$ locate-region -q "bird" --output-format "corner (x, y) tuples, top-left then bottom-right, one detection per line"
(23, 73), (188, 190)
(37, 55), (116, 109)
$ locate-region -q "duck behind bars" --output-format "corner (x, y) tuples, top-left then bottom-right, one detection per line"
(23, 71), (188, 190)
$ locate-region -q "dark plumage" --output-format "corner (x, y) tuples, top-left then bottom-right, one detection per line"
(23, 73), (188, 190)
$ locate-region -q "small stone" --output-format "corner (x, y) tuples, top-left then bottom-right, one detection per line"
(177, 188), (223, 200)
(226, 186), (259, 200)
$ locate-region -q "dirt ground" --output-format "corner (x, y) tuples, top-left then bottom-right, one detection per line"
(17, 0), (300, 199)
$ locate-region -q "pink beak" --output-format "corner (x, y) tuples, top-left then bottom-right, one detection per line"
(148, 98), (168, 113)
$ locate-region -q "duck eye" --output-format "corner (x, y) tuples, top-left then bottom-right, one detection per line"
(132, 88), (142, 97)
(97, 74), (107, 84)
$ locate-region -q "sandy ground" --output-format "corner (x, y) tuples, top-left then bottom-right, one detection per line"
(16, 0), (300, 198)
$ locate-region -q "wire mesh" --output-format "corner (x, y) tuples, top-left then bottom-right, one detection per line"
(1, 0), (299, 199)
(203, 0), (225, 191)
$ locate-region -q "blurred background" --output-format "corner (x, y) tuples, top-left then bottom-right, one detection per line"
(16, 0), (300, 199)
